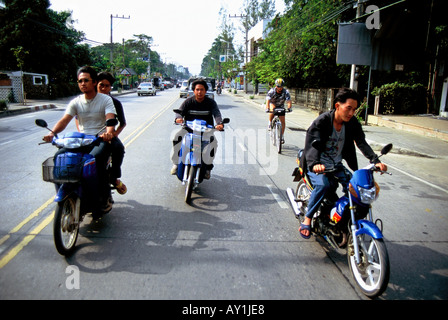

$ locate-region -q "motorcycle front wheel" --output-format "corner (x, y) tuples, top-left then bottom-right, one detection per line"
(347, 233), (390, 298)
(185, 166), (197, 204)
(53, 195), (79, 256)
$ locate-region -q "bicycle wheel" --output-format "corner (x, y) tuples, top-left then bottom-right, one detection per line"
(275, 120), (282, 153)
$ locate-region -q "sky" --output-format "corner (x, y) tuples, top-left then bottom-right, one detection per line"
(49, 0), (287, 75)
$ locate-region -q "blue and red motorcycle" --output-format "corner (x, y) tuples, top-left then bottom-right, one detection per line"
(286, 142), (393, 298)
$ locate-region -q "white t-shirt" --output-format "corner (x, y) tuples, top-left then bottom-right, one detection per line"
(65, 93), (116, 135)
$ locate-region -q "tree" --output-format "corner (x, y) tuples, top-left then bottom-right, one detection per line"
(248, 0), (352, 88)
(0, 0), (93, 97)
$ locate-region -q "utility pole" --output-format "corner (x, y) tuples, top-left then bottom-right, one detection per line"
(350, 1), (362, 91)
(110, 14), (130, 74)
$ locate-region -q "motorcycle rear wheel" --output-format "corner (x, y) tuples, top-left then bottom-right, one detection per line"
(347, 234), (390, 298)
(53, 195), (79, 256)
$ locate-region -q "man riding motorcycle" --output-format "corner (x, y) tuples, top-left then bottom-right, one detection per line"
(298, 88), (387, 239)
(43, 66), (116, 209)
(171, 79), (224, 180)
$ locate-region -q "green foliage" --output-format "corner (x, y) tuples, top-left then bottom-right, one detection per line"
(248, 0), (352, 88)
(372, 82), (427, 114)
(0, 100), (8, 111)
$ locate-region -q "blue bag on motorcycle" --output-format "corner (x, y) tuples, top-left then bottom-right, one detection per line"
(53, 152), (85, 183)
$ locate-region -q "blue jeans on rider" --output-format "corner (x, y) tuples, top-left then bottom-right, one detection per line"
(305, 164), (352, 219)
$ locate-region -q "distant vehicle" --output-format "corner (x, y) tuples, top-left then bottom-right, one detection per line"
(137, 82), (156, 96)
(179, 80), (189, 98)
(153, 78), (163, 91)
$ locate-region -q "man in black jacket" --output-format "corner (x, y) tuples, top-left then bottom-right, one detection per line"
(171, 79), (224, 179)
(299, 88), (387, 239)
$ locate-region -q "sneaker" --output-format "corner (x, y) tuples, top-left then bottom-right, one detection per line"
(204, 170), (211, 180)
(281, 138), (285, 144)
(267, 124), (271, 131)
(170, 164), (178, 175)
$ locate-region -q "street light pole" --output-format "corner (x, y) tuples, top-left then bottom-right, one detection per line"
(110, 14), (130, 74)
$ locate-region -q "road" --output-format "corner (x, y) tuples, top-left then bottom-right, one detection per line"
(0, 88), (447, 302)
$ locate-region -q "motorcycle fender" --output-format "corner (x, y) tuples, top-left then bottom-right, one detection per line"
(55, 183), (79, 202)
(355, 219), (383, 239)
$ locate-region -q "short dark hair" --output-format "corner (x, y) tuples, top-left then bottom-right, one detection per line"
(77, 66), (98, 82)
(97, 72), (116, 85)
(192, 79), (208, 92)
(334, 87), (360, 107)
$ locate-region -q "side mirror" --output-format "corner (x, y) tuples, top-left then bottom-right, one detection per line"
(381, 143), (393, 155)
(35, 119), (48, 128)
(173, 109), (182, 114)
(222, 118), (230, 124)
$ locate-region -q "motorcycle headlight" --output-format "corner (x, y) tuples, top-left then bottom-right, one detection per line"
(55, 137), (94, 149)
(357, 182), (380, 204)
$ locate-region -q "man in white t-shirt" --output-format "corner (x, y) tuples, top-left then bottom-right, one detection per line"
(43, 66), (117, 207)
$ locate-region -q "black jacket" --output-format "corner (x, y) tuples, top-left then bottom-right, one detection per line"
(176, 96), (222, 126)
(302, 110), (379, 172)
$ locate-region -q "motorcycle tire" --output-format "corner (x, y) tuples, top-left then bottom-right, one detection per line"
(347, 233), (390, 298)
(185, 166), (197, 204)
(53, 195), (79, 256)
(295, 180), (310, 219)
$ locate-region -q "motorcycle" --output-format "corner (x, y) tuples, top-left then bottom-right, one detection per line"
(173, 109), (229, 203)
(216, 86), (222, 95)
(36, 118), (118, 256)
(286, 141), (393, 298)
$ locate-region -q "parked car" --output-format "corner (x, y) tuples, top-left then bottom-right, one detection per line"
(137, 82), (156, 96)
(179, 80), (189, 98)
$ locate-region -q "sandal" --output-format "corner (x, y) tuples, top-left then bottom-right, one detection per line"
(115, 180), (127, 195)
(299, 223), (311, 239)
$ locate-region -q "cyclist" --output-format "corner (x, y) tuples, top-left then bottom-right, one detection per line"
(266, 78), (292, 143)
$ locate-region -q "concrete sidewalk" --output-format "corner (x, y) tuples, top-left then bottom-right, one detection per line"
(225, 89), (448, 159)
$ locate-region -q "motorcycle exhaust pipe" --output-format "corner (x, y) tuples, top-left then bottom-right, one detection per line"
(286, 188), (302, 218)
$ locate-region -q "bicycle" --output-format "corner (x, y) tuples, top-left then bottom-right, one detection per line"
(268, 107), (291, 154)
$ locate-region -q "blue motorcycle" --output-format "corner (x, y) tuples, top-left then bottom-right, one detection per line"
(286, 142), (393, 298)
(36, 118), (117, 256)
(173, 109), (229, 203)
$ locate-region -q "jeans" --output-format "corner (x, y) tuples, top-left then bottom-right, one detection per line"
(305, 165), (352, 219)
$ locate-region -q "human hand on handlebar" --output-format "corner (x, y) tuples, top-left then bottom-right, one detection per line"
(215, 124), (224, 131)
(99, 132), (114, 142)
(375, 162), (388, 174)
(175, 118), (184, 124)
(43, 133), (54, 143)
(312, 164), (326, 173)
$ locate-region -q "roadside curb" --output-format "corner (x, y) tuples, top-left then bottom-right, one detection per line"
(0, 103), (57, 118)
